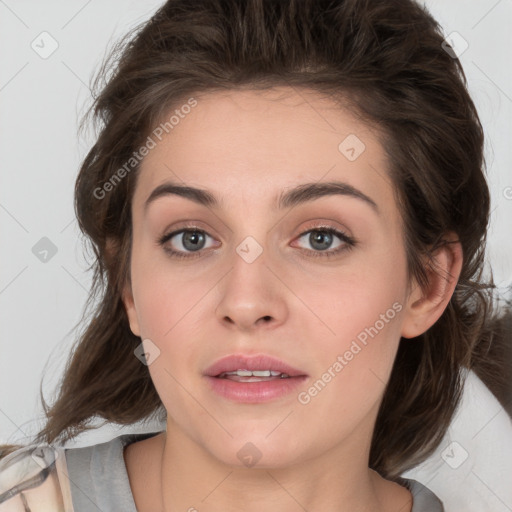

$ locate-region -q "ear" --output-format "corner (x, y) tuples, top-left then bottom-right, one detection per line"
(122, 279), (141, 337)
(400, 234), (463, 339)
(106, 236), (141, 337)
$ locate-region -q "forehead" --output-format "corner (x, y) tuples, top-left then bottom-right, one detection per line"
(133, 87), (394, 215)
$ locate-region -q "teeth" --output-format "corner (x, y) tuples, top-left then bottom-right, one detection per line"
(236, 370), (253, 377)
(252, 370), (271, 377)
(219, 369), (290, 378)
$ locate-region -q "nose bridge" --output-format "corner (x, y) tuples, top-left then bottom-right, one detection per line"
(214, 232), (288, 330)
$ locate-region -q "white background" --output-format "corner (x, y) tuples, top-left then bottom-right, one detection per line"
(0, 0), (511, 509)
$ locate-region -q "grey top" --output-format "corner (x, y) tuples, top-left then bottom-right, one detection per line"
(65, 431), (444, 511)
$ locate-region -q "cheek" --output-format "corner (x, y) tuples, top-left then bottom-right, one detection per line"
(293, 293), (405, 438)
(297, 249), (407, 346)
(293, 252), (407, 398)
(301, 280), (404, 377)
(130, 247), (215, 339)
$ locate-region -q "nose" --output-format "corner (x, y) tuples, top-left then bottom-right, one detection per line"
(214, 241), (289, 332)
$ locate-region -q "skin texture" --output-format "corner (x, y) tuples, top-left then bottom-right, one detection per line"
(121, 87), (462, 512)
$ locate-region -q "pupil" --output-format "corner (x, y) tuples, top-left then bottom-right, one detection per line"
(183, 231), (205, 251)
(310, 231), (332, 251)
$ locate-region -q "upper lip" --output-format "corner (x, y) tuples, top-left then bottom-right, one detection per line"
(204, 354), (307, 377)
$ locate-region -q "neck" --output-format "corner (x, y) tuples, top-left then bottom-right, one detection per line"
(154, 423), (411, 512)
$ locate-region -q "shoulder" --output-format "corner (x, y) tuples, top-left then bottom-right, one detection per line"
(64, 430), (162, 512)
(0, 443), (74, 510)
(399, 477), (445, 512)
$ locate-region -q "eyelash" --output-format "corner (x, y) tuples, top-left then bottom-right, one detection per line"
(158, 224), (356, 261)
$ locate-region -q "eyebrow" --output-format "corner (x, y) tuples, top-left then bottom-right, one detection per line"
(144, 180), (378, 213)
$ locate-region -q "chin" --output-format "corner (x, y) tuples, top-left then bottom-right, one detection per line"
(204, 433), (309, 470)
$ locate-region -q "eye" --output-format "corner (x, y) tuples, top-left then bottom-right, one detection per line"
(293, 227), (356, 258)
(158, 228), (217, 260)
(158, 225), (356, 260)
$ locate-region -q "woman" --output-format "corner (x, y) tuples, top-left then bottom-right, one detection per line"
(1, 0), (508, 510)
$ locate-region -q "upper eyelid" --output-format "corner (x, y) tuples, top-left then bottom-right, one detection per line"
(160, 225), (353, 246)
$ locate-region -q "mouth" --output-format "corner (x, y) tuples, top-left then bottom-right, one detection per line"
(216, 369), (293, 382)
(205, 353), (307, 379)
(204, 354), (308, 403)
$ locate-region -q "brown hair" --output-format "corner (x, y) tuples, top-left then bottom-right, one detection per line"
(2, 0), (509, 479)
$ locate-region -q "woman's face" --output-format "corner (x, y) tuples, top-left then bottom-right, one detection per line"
(123, 87), (416, 468)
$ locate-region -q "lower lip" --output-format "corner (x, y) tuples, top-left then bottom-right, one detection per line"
(204, 375), (308, 403)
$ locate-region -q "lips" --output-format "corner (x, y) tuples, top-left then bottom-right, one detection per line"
(204, 354), (307, 379)
(203, 354), (308, 403)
